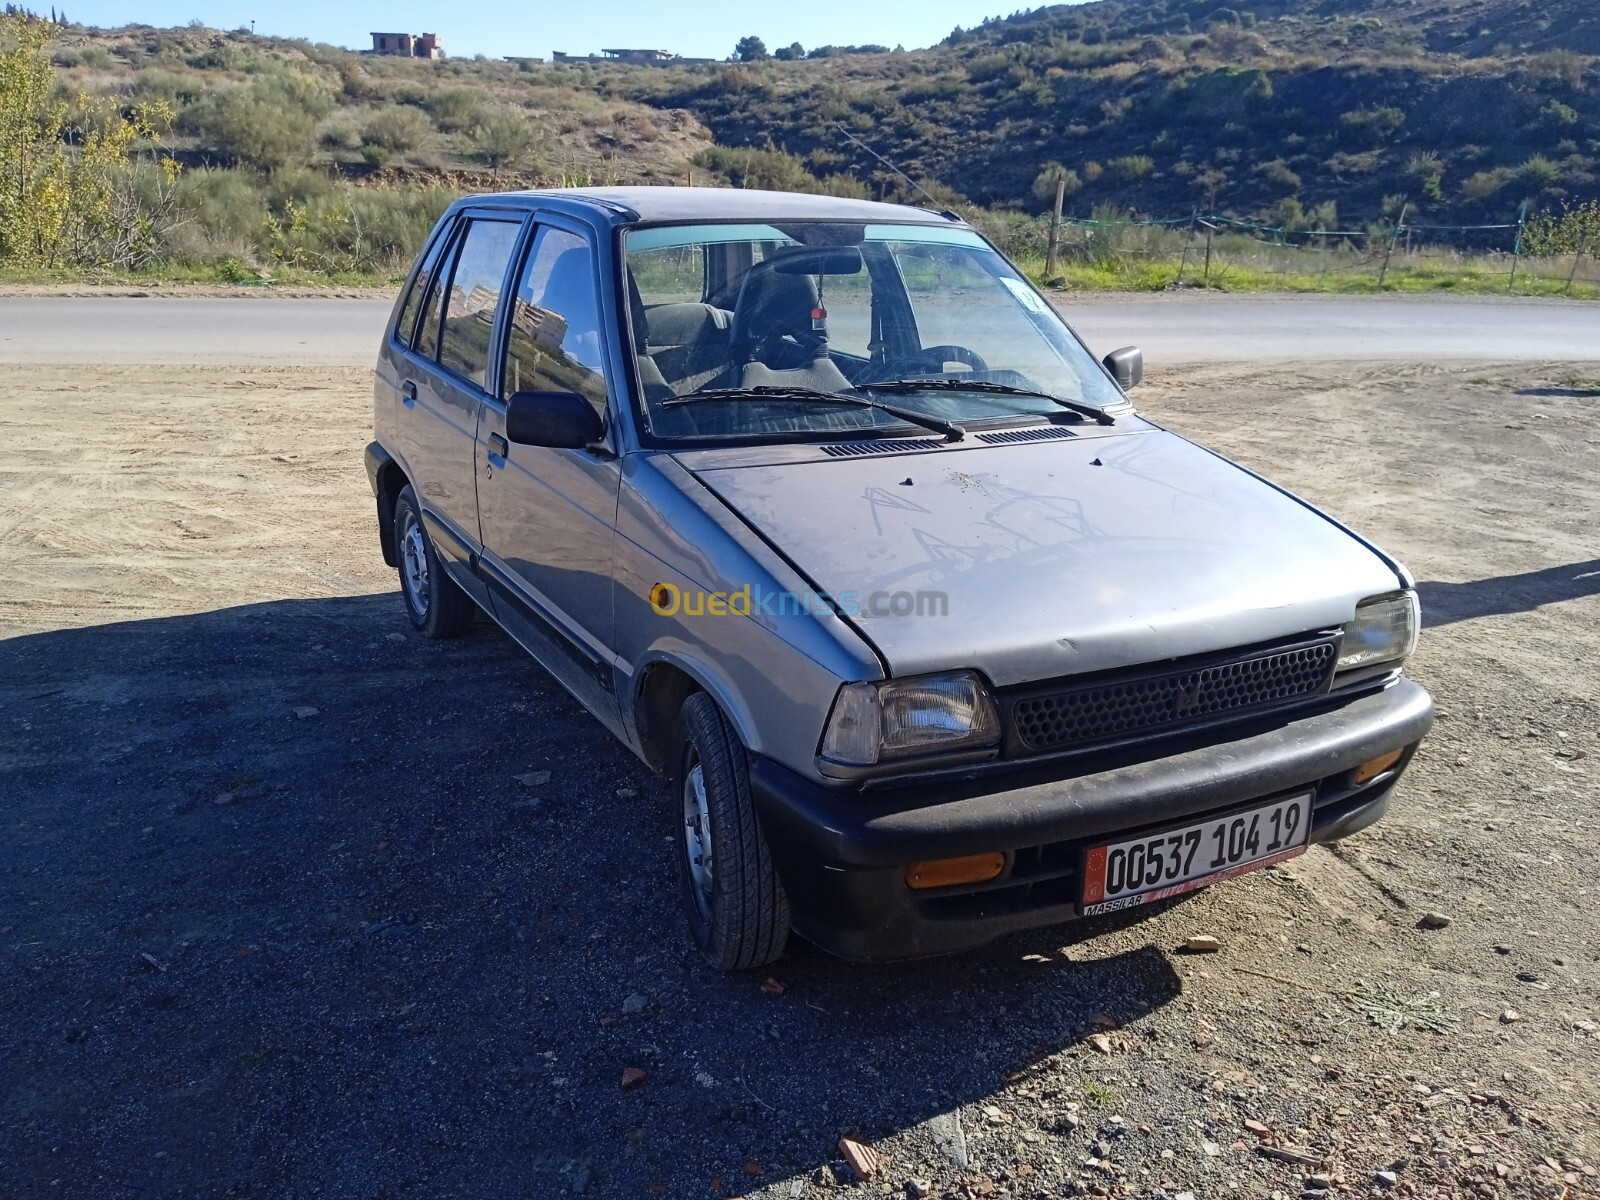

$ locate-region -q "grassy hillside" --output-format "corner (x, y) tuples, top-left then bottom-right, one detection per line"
(621, 0), (1599, 231)
(7, 3), (1598, 284)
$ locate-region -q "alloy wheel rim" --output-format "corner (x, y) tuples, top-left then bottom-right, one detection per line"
(682, 759), (714, 923)
(400, 517), (430, 617)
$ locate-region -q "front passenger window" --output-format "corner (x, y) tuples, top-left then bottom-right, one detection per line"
(503, 228), (609, 413)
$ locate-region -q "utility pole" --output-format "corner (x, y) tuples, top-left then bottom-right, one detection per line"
(1508, 201), (1529, 292)
(1175, 212), (1198, 287)
(1565, 230), (1591, 296)
(1378, 202), (1408, 288)
(1044, 178), (1066, 280)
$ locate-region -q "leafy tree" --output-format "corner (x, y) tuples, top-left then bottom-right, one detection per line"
(0, 12), (176, 266)
(1523, 200), (1600, 255)
(734, 35), (768, 62)
(774, 42), (804, 61)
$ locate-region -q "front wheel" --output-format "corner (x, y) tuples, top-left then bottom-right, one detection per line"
(672, 692), (790, 971)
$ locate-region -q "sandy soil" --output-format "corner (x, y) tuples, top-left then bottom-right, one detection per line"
(0, 360), (1595, 1199)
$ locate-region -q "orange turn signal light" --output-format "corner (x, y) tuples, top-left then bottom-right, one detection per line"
(1351, 747), (1406, 786)
(906, 852), (1006, 890)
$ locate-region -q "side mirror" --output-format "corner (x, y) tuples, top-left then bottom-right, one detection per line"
(1102, 345), (1144, 390)
(505, 390), (604, 450)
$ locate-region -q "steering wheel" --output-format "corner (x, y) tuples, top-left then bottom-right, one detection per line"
(909, 344), (989, 374)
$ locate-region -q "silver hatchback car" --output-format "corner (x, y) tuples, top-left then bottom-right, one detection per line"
(365, 187), (1434, 968)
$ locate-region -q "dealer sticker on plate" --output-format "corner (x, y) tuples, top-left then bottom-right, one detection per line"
(1080, 792), (1312, 916)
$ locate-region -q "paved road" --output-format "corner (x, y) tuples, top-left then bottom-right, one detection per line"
(1, 293), (1596, 367)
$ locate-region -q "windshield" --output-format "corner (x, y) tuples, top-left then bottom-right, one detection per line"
(623, 221), (1127, 443)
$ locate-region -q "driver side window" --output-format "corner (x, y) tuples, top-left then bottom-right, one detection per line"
(502, 227), (609, 415)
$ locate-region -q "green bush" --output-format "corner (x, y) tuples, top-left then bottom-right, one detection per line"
(1519, 155), (1562, 188)
(1109, 155), (1156, 182)
(1461, 168), (1512, 199)
(468, 111), (539, 169)
(1539, 100), (1579, 128)
(363, 106), (433, 154)
(1032, 162), (1082, 205)
(1257, 158), (1301, 190)
(425, 86), (490, 133)
(1338, 105), (1406, 145)
(201, 93), (312, 170)
(693, 146), (825, 192)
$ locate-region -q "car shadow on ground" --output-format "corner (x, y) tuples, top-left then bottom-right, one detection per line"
(1513, 385), (1600, 399)
(1416, 559), (1600, 627)
(0, 594), (1187, 1197)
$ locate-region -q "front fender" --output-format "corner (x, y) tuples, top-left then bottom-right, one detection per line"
(629, 642), (766, 761)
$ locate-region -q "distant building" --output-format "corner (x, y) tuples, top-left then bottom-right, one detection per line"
(369, 32), (442, 58)
(551, 47), (714, 66)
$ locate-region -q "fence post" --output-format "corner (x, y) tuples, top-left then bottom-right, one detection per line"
(1202, 220), (1215, 286)
(1175, 211), (1198, 287)
(1566, 230), (1592, 296)
(1378, 202), (1407, 289)
(1044, 178), (1066, 280)
(1508, 201), (1528, 293)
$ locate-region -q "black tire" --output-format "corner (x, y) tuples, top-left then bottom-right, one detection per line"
(392, 485), (475, 638)
(672, 692), (790, 971)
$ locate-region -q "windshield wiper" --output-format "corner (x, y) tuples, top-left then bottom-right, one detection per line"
(662, 386), (966, 442)
(855, 378), (1116, 426)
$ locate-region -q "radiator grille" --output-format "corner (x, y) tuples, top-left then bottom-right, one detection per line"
(1007, 639), (1338, 754)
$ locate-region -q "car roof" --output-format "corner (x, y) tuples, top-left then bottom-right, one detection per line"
(466, 185), (962, 227)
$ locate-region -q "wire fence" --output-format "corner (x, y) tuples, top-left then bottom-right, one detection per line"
(978, 207), (1600, 298)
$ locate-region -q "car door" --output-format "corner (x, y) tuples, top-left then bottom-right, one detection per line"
(474, 219), (622, 727)
(397, 210), (527, 608)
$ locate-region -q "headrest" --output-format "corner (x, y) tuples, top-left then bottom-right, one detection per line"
(645, 302), (731, 347)
(730, 269), (826, 364)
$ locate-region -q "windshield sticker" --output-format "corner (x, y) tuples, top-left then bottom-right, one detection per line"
(999, 276), (1048, 313)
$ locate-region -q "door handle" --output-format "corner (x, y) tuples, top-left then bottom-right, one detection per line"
(487, 433), (509, 461)
(400, 380), (417, 408)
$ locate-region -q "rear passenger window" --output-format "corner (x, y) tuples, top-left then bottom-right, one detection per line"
(394, 222), (451, 349)
(437, 218), (523, 389)
(503, 227), (609, 413)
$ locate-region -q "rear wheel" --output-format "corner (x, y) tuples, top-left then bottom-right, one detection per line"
(673, 692), (790, 971)
(393, 485), (475, 638)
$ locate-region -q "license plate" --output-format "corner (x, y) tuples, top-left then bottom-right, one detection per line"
(1080, 793), (1312, 916)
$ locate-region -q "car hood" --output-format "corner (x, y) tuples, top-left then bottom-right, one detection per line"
(685, 429), (1405, 687)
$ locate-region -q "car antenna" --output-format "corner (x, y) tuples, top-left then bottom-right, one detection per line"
(832, 123), (965, 222)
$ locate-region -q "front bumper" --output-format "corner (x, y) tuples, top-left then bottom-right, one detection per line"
(750, 677), (1434, 962)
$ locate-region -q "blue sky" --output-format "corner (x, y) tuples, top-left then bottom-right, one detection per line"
(57, 1), (1027, 59)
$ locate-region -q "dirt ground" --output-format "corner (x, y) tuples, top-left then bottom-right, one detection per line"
(1, 360), (1596, 1200)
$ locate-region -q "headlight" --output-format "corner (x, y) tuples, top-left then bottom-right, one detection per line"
(819, 671), (1000, 770)
(1337, 591), (1419, 676)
